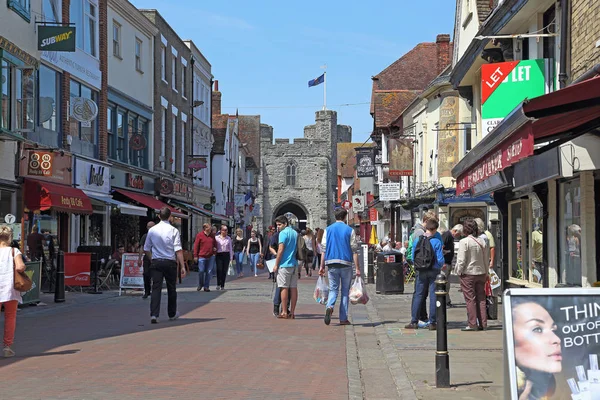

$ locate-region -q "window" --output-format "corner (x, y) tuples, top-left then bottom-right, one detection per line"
(135, 38), (142, 72)
(107, 106), (114, 159)
(1, 59), (35, 133)
(509, 197), (544, 286)
(286, 162), (296, 186)
(8, 0), (30, 21)
(70, 0), (97, 57)
(38, 65), (60, 134)
(42, 0), (60, 22)
(107, 104), (149, 168)
(181, 120), (186, 173)
(171, 114), (177, 173)
(559, 179), (581, 286)
(161, 108), (166, 167)
(161, 46), (167, 81)
(116, 111), (125, 162)
(1, 60), (11, 131)
(171, 57), (177, 91)
(182, 65), (187, 97)
(112, 21), (121, 58)
(464, 124), (472, 154)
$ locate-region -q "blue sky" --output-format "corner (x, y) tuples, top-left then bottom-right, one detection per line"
(130, 0), (456, 144)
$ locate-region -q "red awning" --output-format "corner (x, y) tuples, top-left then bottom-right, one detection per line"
(113, 189), (186, 218)
(25, 178), (93, 214)
(524, 75), (600, 118)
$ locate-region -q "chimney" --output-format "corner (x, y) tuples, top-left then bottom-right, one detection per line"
(212, 80), (221, 116)
(436, 34), (451, 74)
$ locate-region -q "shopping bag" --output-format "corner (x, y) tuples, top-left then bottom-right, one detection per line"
(313, 276), (329, 305)
(242, 253), (248, 265)
(227, 261), (235, 276)
(350, 277), (369, 305)
(484, 277), (493, 297)
(489, 269), (501, 290)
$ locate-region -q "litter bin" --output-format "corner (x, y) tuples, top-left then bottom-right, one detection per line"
(375, 252), (404, 294)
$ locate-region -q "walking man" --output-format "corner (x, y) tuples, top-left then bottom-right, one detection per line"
(272, 215), (298, 319)
(441, 224), (462, 307)
(139, 221), (155, 299)
(193, 223), (216, 292)
(143, 207), (186, 323)
(319, 208), (360, 326)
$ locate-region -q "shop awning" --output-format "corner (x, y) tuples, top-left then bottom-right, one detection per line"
(85, 192), (148, 216)
(25, 178), (93, 214)
(113, 189), (187, 218)
(170, 200), (232, 223)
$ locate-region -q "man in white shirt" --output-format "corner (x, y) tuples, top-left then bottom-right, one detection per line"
(144, 207), (186, 324)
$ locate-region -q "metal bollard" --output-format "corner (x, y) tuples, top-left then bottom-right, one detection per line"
(435, 273), (450, 388)
(367, 249), (374, 284)
(54, 251), (65, 303)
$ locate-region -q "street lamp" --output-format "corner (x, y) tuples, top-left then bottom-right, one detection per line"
(193, 100), (204, 108)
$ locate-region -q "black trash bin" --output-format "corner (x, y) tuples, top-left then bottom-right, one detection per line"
(375, 252), (404, 294)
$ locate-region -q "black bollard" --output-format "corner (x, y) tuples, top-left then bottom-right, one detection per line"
(367, 249), (375, 284)
(54, 251), (65, 303)
(88, 253), (102, 294)
(435, 272), (450, 388)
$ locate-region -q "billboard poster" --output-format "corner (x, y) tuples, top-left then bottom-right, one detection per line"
(481, 59), (550, 137)
(504, 288), (600, 400)
(388, 138), (413, 177)
(379, 182), (400, 201)
(356, 147), (375, 177)
(119, 253), (144, 294)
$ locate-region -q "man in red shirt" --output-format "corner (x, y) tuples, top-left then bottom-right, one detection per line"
(193, 223), (216, 292)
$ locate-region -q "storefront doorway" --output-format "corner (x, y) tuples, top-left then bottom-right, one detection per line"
(508, 196), (544, 287)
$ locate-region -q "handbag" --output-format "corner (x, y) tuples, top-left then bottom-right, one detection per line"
(13, 248), (32, 292)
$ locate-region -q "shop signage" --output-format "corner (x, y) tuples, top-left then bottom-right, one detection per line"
(38, 26), (76, 52)
(481, 59), (549, 137)
(203, 203), (213, 211)
(0, 36), (39, 67)
(188, 158), (207, 170)
(119, 253), (144, 292)
(75, 158), (110, 194)
(111, 168), (154, 193)
(70, 97), (98, 123)
(226, 201), (235, 216)
(379, 182), (401, 201)
(504, 288), (600, 399)
(352, 195), (365, 212)
(20, 150), (72, 184)
(129, 134), (147, 151)
(513, 147), (561, 192)
(342, 200), (351, 210)
(64, 253), (91, 286)
(126, 173), (145, 190)
(456, 128), (534, 195)
(158, 178), (174, 195)
(388, 139), (414, 176)
(173, 182), (191, 198)
(41, 48), (102, 90)
(157, 178), (192, 198)
(355, 147), (375, 177)
(369, 208), (378, 222)
(450, 207), (486, 228)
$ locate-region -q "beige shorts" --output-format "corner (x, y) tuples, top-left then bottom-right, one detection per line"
(277, 267), (298, 288)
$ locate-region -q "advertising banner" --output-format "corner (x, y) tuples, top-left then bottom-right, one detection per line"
(504, 288), (600, 399)
(356, 147), (375, 177)
(481, 59), (550, 137)
(38, 26), (76, 52)
(119, 253), (144, 295)
(369, 208), (378, 223)
(388, 139), (413, 176)
(379, 182), (401, 201)
(64, 253), (91, 286)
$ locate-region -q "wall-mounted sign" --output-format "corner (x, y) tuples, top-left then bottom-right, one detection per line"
(203, 204), (213, 211)
(158, 178), (174, 195)
(38, 26), (76, 52)
(110, 168), (154, 194)
(70, 97), (98, 124)
(19, 150), (72, 184)
(75, 158), (110, 194)
(379, 182), (401, 201)
(481, 59), (550, 137)
(27, 151), (53, 177)
(225, 202), (235, 217)
(41, 49), (101, 90)
(356, 147), (375, 177)
(126, 174), (145, 190)
(157, 178), (192, 199)
(129, 134), (147, 151)
(388, 139), (414, 176)
(342, 200), (351, 210)
(369, 208), (378, 222)
(352, 196), (365, 212)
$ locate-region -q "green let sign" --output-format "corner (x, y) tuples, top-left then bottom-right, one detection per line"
(38, 26), (76, 52)
(203, 204), (213, 211)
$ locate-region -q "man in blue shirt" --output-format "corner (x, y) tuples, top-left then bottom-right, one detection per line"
(405, 218), (444, 331)
(273, 215), (298, 319)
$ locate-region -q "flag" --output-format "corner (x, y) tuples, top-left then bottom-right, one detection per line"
(308, 74), (325, 87)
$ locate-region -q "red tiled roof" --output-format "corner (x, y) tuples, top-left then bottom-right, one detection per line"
(373, 90), (420, 128)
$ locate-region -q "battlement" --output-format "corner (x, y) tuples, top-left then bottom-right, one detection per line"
(274, 138), (290, 145)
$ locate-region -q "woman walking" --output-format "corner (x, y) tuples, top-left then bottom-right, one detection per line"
(315, 228), (324, 272)
(233, 229), (245, 277)
(246, 230), (262, 277)
(214, 225), (233, 290)
(455, 219), (489, 331)
(303, 228), (317, 277)
(0, 225), (26, 357)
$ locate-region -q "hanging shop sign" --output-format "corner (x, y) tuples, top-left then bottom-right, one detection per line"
(504, 288), (600, 399)
(74, 158), (110, 194)
(481, 59), (550, 137)
(438, 96), (460, 178)
(355, 147), (375, 177)
(19, 149), (72, 185)
(129, 134), (147, 151)
(226, 201), (235, 217)
(369, 208), (378, 223)
(188, 158), (207, 170)
(38, 26), (76, 52)
(352, 195), (365, 212)
(388, 139), (414, 176)
(70, 97), (98, 125)
(342, 200), (351, 210)
(379, 182), (401, 201)
(203, 203), (213, 211)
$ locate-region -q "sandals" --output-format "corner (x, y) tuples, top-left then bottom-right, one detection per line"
(277, 313), (289, 319)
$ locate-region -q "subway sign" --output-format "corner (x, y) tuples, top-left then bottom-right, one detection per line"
(481, 59), (551, 137)
(38, 26), (76, 52)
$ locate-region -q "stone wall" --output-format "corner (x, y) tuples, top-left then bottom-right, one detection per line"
(570, 0), (600, 81)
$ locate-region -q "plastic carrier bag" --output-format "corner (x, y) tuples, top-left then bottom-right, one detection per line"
(313, 276), (329, 305)
(349, 276), (369, 305)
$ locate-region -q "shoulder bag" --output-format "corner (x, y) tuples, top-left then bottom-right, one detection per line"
(13, 247), (33, 292)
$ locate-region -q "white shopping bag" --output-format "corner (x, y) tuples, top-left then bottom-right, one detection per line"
(313, 276), (329, 305)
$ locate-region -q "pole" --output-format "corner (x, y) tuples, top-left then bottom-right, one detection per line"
(367, 248), (375, 284)
(54, 250), (65, 303)
(88, 252), (102, 294)
(435, 273), (450, 387)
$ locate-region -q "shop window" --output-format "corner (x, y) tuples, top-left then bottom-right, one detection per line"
(509, 197), (544, 286)
(8, 0), (30, 22)
(69, 80), (97, 157)
(559, 179), (582, 286)
(70, 0), (98, 57)
(0, 189), (16, 223)
(36, 65), (60, 146)
(1, 59), (35, 134)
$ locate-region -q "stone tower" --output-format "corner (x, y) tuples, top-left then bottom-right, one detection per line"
(256, 110), (351, 232)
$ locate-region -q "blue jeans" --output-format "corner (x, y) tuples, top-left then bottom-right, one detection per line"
(234, 251), (244, 274)
(249, 253), (260, 275)
(198, 256), (215, 289)
(326, 266), (353, 322)
(411, 269), (439, 324)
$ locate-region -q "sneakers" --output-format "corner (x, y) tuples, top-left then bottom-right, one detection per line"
(461, 326), (478, 331)
(254, 274), (258, 277)
(324, 307), (333, 326)
(169, 312), (180, 321)
(150, 316), (158, 324)
(428, 324), (437, 331)
(203, 288), (210, 292)
(273, 305), (280, 317)
(339, 320), (351, 326)
(3, 346), (15, 358)
(196, 286), (202, 292)
(404, 322), (418, 329)
(215, 286), (221, 291)
(417, 321), (430, 329)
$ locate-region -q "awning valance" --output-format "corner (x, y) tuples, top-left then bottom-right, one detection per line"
(85, 192), (147, 216)
(25, 178), (93, 214)
(170, 200), (231, 223)
(113, 189), (186, 218)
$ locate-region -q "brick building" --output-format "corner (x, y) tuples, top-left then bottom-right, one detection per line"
(570, 0), (600, 81)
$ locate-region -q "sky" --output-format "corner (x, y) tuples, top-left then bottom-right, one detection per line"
(130, 0), (457, 144)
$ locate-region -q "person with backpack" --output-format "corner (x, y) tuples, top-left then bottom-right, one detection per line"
(407, 211), (436, 322)
(405, 218), (445, 330)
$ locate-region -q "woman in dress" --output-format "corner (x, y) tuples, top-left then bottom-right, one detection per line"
(214, 225), (233, 290)
(0, 224), (27, 357)
(454, 219), (489, 331)
(303, 228), (317, 277)
(233, 228), (246, 277)
(246, 230), (262, 277)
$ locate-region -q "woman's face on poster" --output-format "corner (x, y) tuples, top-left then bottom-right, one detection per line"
(513, 302), (562, 374)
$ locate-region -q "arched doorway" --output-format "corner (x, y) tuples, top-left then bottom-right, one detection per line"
(273, 201), (308, 231)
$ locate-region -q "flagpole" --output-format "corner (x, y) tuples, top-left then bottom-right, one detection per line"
(323, 71), (327, 110)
